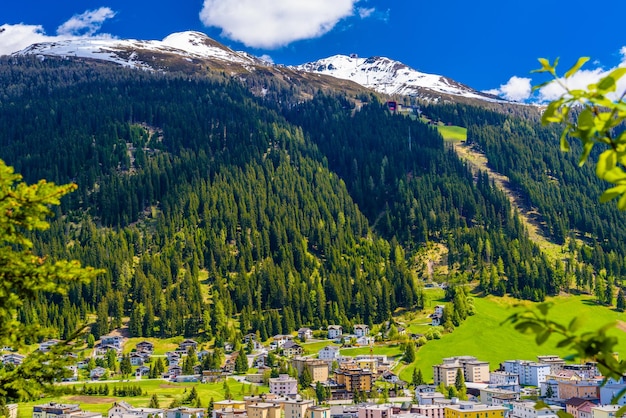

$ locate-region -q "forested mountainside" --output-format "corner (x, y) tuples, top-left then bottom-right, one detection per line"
(0, 56), (624, 343)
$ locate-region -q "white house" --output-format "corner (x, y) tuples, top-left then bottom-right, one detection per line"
(1, 353), (25, 366)
(90, 366), (107, 379)
(38, 339), (61, 352)
(511, 401), (562, 418)
(269, 373), (298, 397)
(328, 325), (343, 339)
(353, 324), (369, 337)
(318, 345), (340, 361)
(165, 407), (205, 418)
(503, 360), (551, 386)
(101, 335), (123, 350)
(109, 401), (164, 418)
(298, 328), (313, 340)
(130, 353), (145, 366)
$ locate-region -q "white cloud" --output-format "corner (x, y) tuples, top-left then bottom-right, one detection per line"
(484, 76), (532, 102)
(0, 24), (57, 56)
(487, 49), (626, 103)
(0, 8), (116, 56)
(358, 7), (375, 18)
(199, 0), (361, 48)
(57, 7), (116, 37)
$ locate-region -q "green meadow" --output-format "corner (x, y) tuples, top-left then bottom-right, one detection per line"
(399, 293), (626, 383)
(18, 377), (266, 418)
(436, 125), (467, 141)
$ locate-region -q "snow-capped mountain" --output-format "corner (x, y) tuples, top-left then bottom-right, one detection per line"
(295, 55), (503, 102)
(13, 31), (504, 103)
(14, 31), (263, 71)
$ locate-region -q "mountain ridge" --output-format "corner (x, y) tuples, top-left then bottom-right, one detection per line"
(13, 30), (507, 104)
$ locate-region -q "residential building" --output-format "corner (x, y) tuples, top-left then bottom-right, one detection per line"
(33, 403), (101, 418)
(129, 353), (145, 366)
(283, 399), (315, 418)
(416, 392), (445, 405)
(444, 402), (506, 418)
(246, 402), (282, 418)
(328, 326), (343, 339)
(353, 325), (369, 337)
(292, 357), (329, 383)
(591, 405), (623, 418)
(433, 356), (489, 386)
(558, 380), (600, 401)
(90, 367), (106, 380)
(38, 339), (61, 353)
(164, 407), (204, 418)
(357, 405), (392, 418)
(489, 371), (520, 391)
(502, 360), (551, 386)
(536, 356), (566, 375)
(108, 401), (164, 418)
(510, 401), (562, 418)
(335, 368), (373, 393)
(269, 374), (298, 397)
(309, 406), (330, 418)
(431, 306), (445, 326)
(270, 335), (293, 350)
(412, 405), (445, 418)
(565, 398), (597, 418)
(135, 341), (154, 354)
(480, 388), (519, 406)
(298, 328), (313, 341)
(178, 339), (198, 352)
(319, 346), (340, 361)
(100, 335), (123, 350)
(283, 341), (304, 357)
(214, 401), (246, 411)
(1, 353), (25, 366)
(600, 383), (626, 405)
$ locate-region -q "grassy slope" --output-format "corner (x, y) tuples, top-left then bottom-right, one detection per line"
(18, 377), (266, 417)
(401, 293), (626, 383)
(436, 125), (468, 141)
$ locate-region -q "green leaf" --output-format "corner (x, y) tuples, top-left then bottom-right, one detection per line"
(536, 329), (551, 345)
(579, 141), (594, 166)
(536, 302), (552, 316)
(568, 316), (584, 332)
(578, 108), (595, 131)
(600, 186), (626, 203)
(564, 57), (590, 78)
(596, 150), (617, 178)
(560, 131), (570, 152)
(618, 191), (626, 210)
(602, 167), (626, 183)
(534, 401), (549, 410)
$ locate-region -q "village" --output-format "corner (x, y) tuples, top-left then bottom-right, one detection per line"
(4, 320), (626, 418)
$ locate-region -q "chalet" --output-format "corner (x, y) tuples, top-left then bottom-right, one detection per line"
(430, 305), (445, 326)
(166, 351), (181, 366)
(1, 353), (25, 366)
(270, 334), (293, 350)
(38, 339), (61, 352)
(178, 339), (198, 352)
(135, 366), (150, 377)
(282, 341), (303, 357)
(318, 345), (340, 361)
(224, 342), (234, 352)
(328, 325), (343, 339)
(135, 340), (154, 354)
(101, 335), (123, 350)
(109, 401), (163, 418)
(565, 397), (597, 418)
(380, 370), (401, 384)
(166, 365), (183, 378)
(202, 369), (222, 383)
(243, 333), (258, 343)
(63, 365), (78, 382)
(90, 366), (106, 379)
(353, 324), (369, 337)
(97, 344), (122, 356)
(297, 328), (313, 340)
(130, 353), (145, 366)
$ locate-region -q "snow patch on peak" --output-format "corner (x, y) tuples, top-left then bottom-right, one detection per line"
(295, 54), (506, 102)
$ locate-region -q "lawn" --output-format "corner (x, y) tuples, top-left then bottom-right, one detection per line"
(340, 344), (403, 358)
(301, 340), (340, 355)
(18, 377), (266, 418)
(402, 293), (626, 383)
(122, 337), (185, 355)
(436, 125), (467, 141)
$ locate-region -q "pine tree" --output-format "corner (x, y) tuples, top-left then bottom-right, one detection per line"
(403, 342), (416, 363)
(412, 368), (424, 387)
(299, 366), (312, 389)
(149, 394), (160, 408)
(234, 348), (249, 374)
(120, 354), (132, 376)
(617, 289), (626, 312)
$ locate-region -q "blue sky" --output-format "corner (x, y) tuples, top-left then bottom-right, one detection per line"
(2, 0), (625, 101)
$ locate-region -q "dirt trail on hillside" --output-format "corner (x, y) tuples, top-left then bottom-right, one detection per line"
(451, 141), (561, 256)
